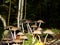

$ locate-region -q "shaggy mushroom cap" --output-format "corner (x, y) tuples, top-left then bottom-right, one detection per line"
(43, 29), (54, 34)
(37, 20), (44, 23)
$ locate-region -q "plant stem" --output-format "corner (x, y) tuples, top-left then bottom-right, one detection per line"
(8, 0), (11, 26)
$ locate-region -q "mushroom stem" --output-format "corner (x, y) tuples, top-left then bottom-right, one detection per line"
(46, 39), (56, 44)
(22, 40), (25, 45)
(44, 34), (48, 44)
(33, 28), (35, 31)
(8, 43), (9, 45)
(26, 24), (30, 33)
(27, 23), (32, 33)
(28, 23), (32, 33)
(35, 22), (37, 26)
(10, 31), (14, 40)
(38, 35), (41, 42)
(39, 23), (41, 27)
(14, 31), (16, 39)
(21, 23), (24, 33)
(32, 35), (36, 44)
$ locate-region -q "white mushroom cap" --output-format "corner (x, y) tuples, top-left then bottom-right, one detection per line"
(31, 25), (37, 28)
(43, 29), (54, 34)
(32, 30), (42, 34)
(36, 27), (42, 31)
(17, 32), (24, 36)
(10, 27), (19, 31)
(37, 20), (44, 23)
(20, 36), (28, 40)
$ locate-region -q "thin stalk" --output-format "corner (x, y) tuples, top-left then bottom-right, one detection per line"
(33, 28), (35, 31)
(8, 43), (9, 45)
(14, 31), (16, 40)
(22, 40), (25, 45)
(24, 0), (27, 19)
(8, 0), (11, 26)
(44, 34), (48, 44)
(27, 23), (30, 33)
(39, 23), (41, 27)
(10, 31), (14, 40)
(32, 35), (36, 44)
(28, 23), (32, 33)
(0, 15), (6, 28)
(38, 35), (41, 42)
(22, 23), (24, 33)
(17, 0), (21, 28)
(20, 0), (24, 20)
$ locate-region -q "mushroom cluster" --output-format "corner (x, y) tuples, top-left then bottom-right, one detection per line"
(1, 19), (56, 45)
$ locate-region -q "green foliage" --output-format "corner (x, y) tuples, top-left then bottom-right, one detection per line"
(0, 27), (4, 40)
(51, 28), (60, 34)
(24, 33), (38, 45)
(5, 0), (10, 3)
(24, 33), (32, 45)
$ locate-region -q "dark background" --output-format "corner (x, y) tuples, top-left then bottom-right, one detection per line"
(0, 0), (60, 29)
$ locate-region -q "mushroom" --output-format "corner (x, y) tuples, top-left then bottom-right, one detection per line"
(43, 29), (54, 44)
(12, 40), (23, 45)
(2, 38), (11, 45)
(32, 30), (42, 44)
(24, 20), (32, 33)
(20, 35), (28, 40)
(31, 25), (37, 32)
(4, 26), (14, 39)
(37, 20), (44, 27)
(17, 32), (24, 36)
(20, 19), (26, 33)
(4, 26), (13, 30)
(20, 35), (28, 45)
(34, 21), (37, 26)
(10, 27), (19, 40)
(16, 32), (24, 40)
(21, 23), (25, 33)
(17, 32), (27, 45)
(36, 27), (43, 31)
